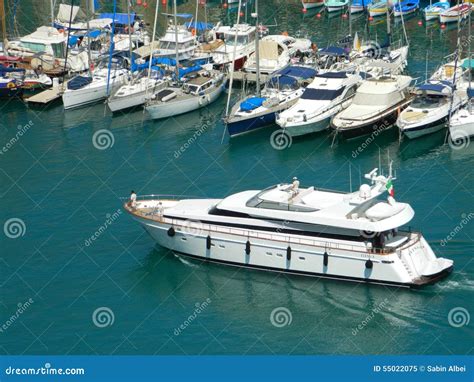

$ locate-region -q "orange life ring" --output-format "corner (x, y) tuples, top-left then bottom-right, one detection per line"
(59, 29), (65, 34)
(192, 28), (196, 36)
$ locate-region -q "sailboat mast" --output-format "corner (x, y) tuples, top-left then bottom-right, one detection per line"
(173, 0), (179, 80)
(195, 0), (199, 30)
(85, 0), (92, 74)
(145, 0), (160, 100)
(386, 1), (391, 49)
(50, 0), (54, 26)
(254, 0), (260, 96)
(0, 0), (7, 46)
(127, 0), (133, 63)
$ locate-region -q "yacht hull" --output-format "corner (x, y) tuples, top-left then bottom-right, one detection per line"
(284, 117), (330, 137)
(63, 78), (126, 110)
(128, 212), (453, 288)
(146, 85), (224, 120)
(227, 111), (277, 137)
(334, 112), (399, 140)
(401, 115), (448, 139)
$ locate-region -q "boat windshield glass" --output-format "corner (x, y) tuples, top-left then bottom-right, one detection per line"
(411, 95), (445, 109)
(225, 32), (255, 46)
(52, 43), (66, 58)
(301, 87), (345, 100)
(246, 187), (318, 212)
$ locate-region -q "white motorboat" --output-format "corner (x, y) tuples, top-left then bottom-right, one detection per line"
(302, 0), (325, 9)
(332, 75), (413, 139)
(398, 59), (470, 139)
(155, 17), (197, 61)
(226, 66), (318, 137)
(449, 89), (474, 140)
(212, 24), (257, 70)
(107, 70), (168, 112)
(62, 54), (130, 110)
(243, 35), (312, 75)
(124, 165), (453, 288)
(276, 66), (362, 137)
(145, 67), (225, 120)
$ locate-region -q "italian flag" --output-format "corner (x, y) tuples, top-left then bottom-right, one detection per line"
(386, 180), (394, 197)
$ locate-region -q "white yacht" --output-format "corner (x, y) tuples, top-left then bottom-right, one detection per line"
(145, 67), (225, 119)
(212, 24), (256, 70)
(276, 66), (362, 137)
(332, 75), (413, 139)
(155, 18), (197, 61)
(449, 88), (474, 141)
(62, 54), (130, 110)
(243, 35), (312, 75)
(107, 70), (168, 113)
(124, 166), (453, 288)
(398, 59), (469, 139)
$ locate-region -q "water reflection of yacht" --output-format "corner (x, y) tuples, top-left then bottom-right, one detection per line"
(125, 166), (453, 288)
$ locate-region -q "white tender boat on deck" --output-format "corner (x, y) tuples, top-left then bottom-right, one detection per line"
(124, 166), (453, 288)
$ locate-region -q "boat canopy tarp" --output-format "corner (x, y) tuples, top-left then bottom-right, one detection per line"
(184, 21), (214, 31)
(318, 46), (347, 57)
(68, 30), (103, 45)
(99, 12), (136, 25)
(267, 75), (298, 88)
(315, 71), (347, 79)
(67, 75), (93, 90)
(240, 97), (266, 111)
(179, 65), (202, 78)
(275, 66), (317, 79)
(156, 57), (177, 66)
(462, 59), (474, 69)
(416, 82), (452, 94)
(0, 65), (25, 73)
(468, 88), (474, 99)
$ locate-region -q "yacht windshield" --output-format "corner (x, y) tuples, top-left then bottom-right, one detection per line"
(411, 95), (445, 109)
(225, 32), (255, 46)
(301, 87), (344, 100)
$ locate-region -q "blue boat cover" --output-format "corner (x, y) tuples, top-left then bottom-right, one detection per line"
(99, 13), (136, 24)
(468, 88), (474, 99)
(0, 65), (25, 73)
(275, 66), (317, 79)
(179, 65), (202, 78)
(416, 83), (449, 93)
(318, 46), (347, 57)
(184, 21), (214, 31)
(67, 76), (93, 90)
(240, 97), (266, 112)
(155, 57), (177, 66)
(69, 31), (102, 46)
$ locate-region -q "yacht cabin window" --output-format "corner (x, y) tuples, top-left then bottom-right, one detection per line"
(301, 87), (345, 101)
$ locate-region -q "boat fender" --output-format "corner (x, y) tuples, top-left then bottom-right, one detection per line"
(303, 114), (307, 122)
(167, 227), (175, 237)
(245, 240), (251, 255)
(286, 246), (291, 261)
(323, 251), (329, 267)
(206, 235), (211, 250)
(365, 259), (373, 269)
